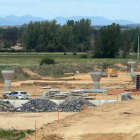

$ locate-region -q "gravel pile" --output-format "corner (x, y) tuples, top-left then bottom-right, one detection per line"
(59, 97), (95, 112)
(0, 100), (14, 112)
(14, 99), (58, 112)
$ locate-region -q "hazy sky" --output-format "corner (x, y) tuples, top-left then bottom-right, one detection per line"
(0, 0), (140, 22)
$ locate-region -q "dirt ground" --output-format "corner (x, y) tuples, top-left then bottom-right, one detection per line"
(28, 98), (140, 140)
(0, 112), (74, 130)
(0, 71), (140, 140)
(0, 72), (135, 98)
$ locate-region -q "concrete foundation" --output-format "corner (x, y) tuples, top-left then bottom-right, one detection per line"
(121, 93), (135, 101)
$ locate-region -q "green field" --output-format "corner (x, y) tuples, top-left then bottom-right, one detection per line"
(0, 52), (139, 67)
(0, 52), (139, 79)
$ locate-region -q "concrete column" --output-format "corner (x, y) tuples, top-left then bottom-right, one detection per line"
(93, 81), (100, 89)
(2, 70), (14, 91)
(5, 80), (11, 91)
(90, 72), (102, 89)
(131, 74), (136, 89)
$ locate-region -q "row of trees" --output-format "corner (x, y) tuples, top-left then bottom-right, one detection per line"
(0, 19), (140, 58)
(22, 19), (95, 52)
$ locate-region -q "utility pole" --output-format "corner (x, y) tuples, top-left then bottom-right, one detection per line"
(138, 35), (139, 59)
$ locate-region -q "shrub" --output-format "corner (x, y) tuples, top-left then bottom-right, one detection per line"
(40, 58), (55, 65)
(64, 52), (67, 55)
(26, 130), (35, 135)
(73, 52), (77, 55)
(80, 54), (87, 58)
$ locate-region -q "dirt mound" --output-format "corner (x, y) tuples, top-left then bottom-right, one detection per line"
(81, 133), (140, 140)
(115, 63), (127, 69)
(22, 68), (42, 80)
(29, 99), (140, 140)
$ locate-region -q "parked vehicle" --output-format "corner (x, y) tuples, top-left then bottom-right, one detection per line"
(3, 92), (11, 99)
(7, 91), (29, 100)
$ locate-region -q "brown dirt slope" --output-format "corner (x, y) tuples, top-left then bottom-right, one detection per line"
(29, 98), (140, 140)
(22, 68), (42, 79)
(81, 133), (140, 140)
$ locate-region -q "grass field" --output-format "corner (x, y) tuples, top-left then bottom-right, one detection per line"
(0, 52), (139, 67)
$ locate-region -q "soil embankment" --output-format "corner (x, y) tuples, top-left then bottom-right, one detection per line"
(29, 98), (140, 140)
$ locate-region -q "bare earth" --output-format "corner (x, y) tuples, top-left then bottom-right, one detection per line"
(1, 71), (140, 140)
(0, 72), (134, 98)
(29, 98), (140, 140)
(0, 112), (74, 130)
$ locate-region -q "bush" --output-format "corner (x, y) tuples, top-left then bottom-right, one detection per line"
(26, 130), (35, 135)
(64, 52), (67, 55)
(73, 52), (77, 55)
(91, 55), (94, 58)
(40, 58), (55, 65)
(80, 54), (87, 58)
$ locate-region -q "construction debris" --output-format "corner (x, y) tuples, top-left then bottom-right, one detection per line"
(70, 90), (83, 94)
(69, 90), (86, 97)
(14, 99), (58, 112)
(81, 86), (90, 89)
(51, 86), (59, 88)
(102, 72), (108, 77)
(0, 100), (14, 112)
(42, 89), (60, 98)
(54, 94), (67, 99)
(41, 86), (51, 89)
(59, 97), (95, 112)
(67, 86), (75, 89)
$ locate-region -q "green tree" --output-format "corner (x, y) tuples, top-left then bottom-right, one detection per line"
(94, 23), (122, 58)
(121, 30), (132, 58)
(56, 25), (74, 51)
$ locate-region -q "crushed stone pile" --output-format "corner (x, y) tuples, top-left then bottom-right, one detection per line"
(14, 99), (58, 112)
(59, 97), (95, 112)
(0, 100), (14, 112)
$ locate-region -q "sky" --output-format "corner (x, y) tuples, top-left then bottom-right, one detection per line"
(0, 0), (140, 23)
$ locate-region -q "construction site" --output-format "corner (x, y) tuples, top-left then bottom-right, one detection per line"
(0, 61), (140, 140)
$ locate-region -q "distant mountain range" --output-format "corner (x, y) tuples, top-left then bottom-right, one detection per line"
(0, 15), (137, 26)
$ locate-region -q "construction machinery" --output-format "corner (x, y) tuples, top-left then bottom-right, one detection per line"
(102, 71), (108, 77)
(106, 69), (118, 77)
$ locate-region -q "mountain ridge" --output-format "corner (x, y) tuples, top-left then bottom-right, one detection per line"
(0, 15), (136, 26)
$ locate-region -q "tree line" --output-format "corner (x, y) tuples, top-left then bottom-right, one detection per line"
(22, 19), (95, 52)
(0, 19), (140, 58)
